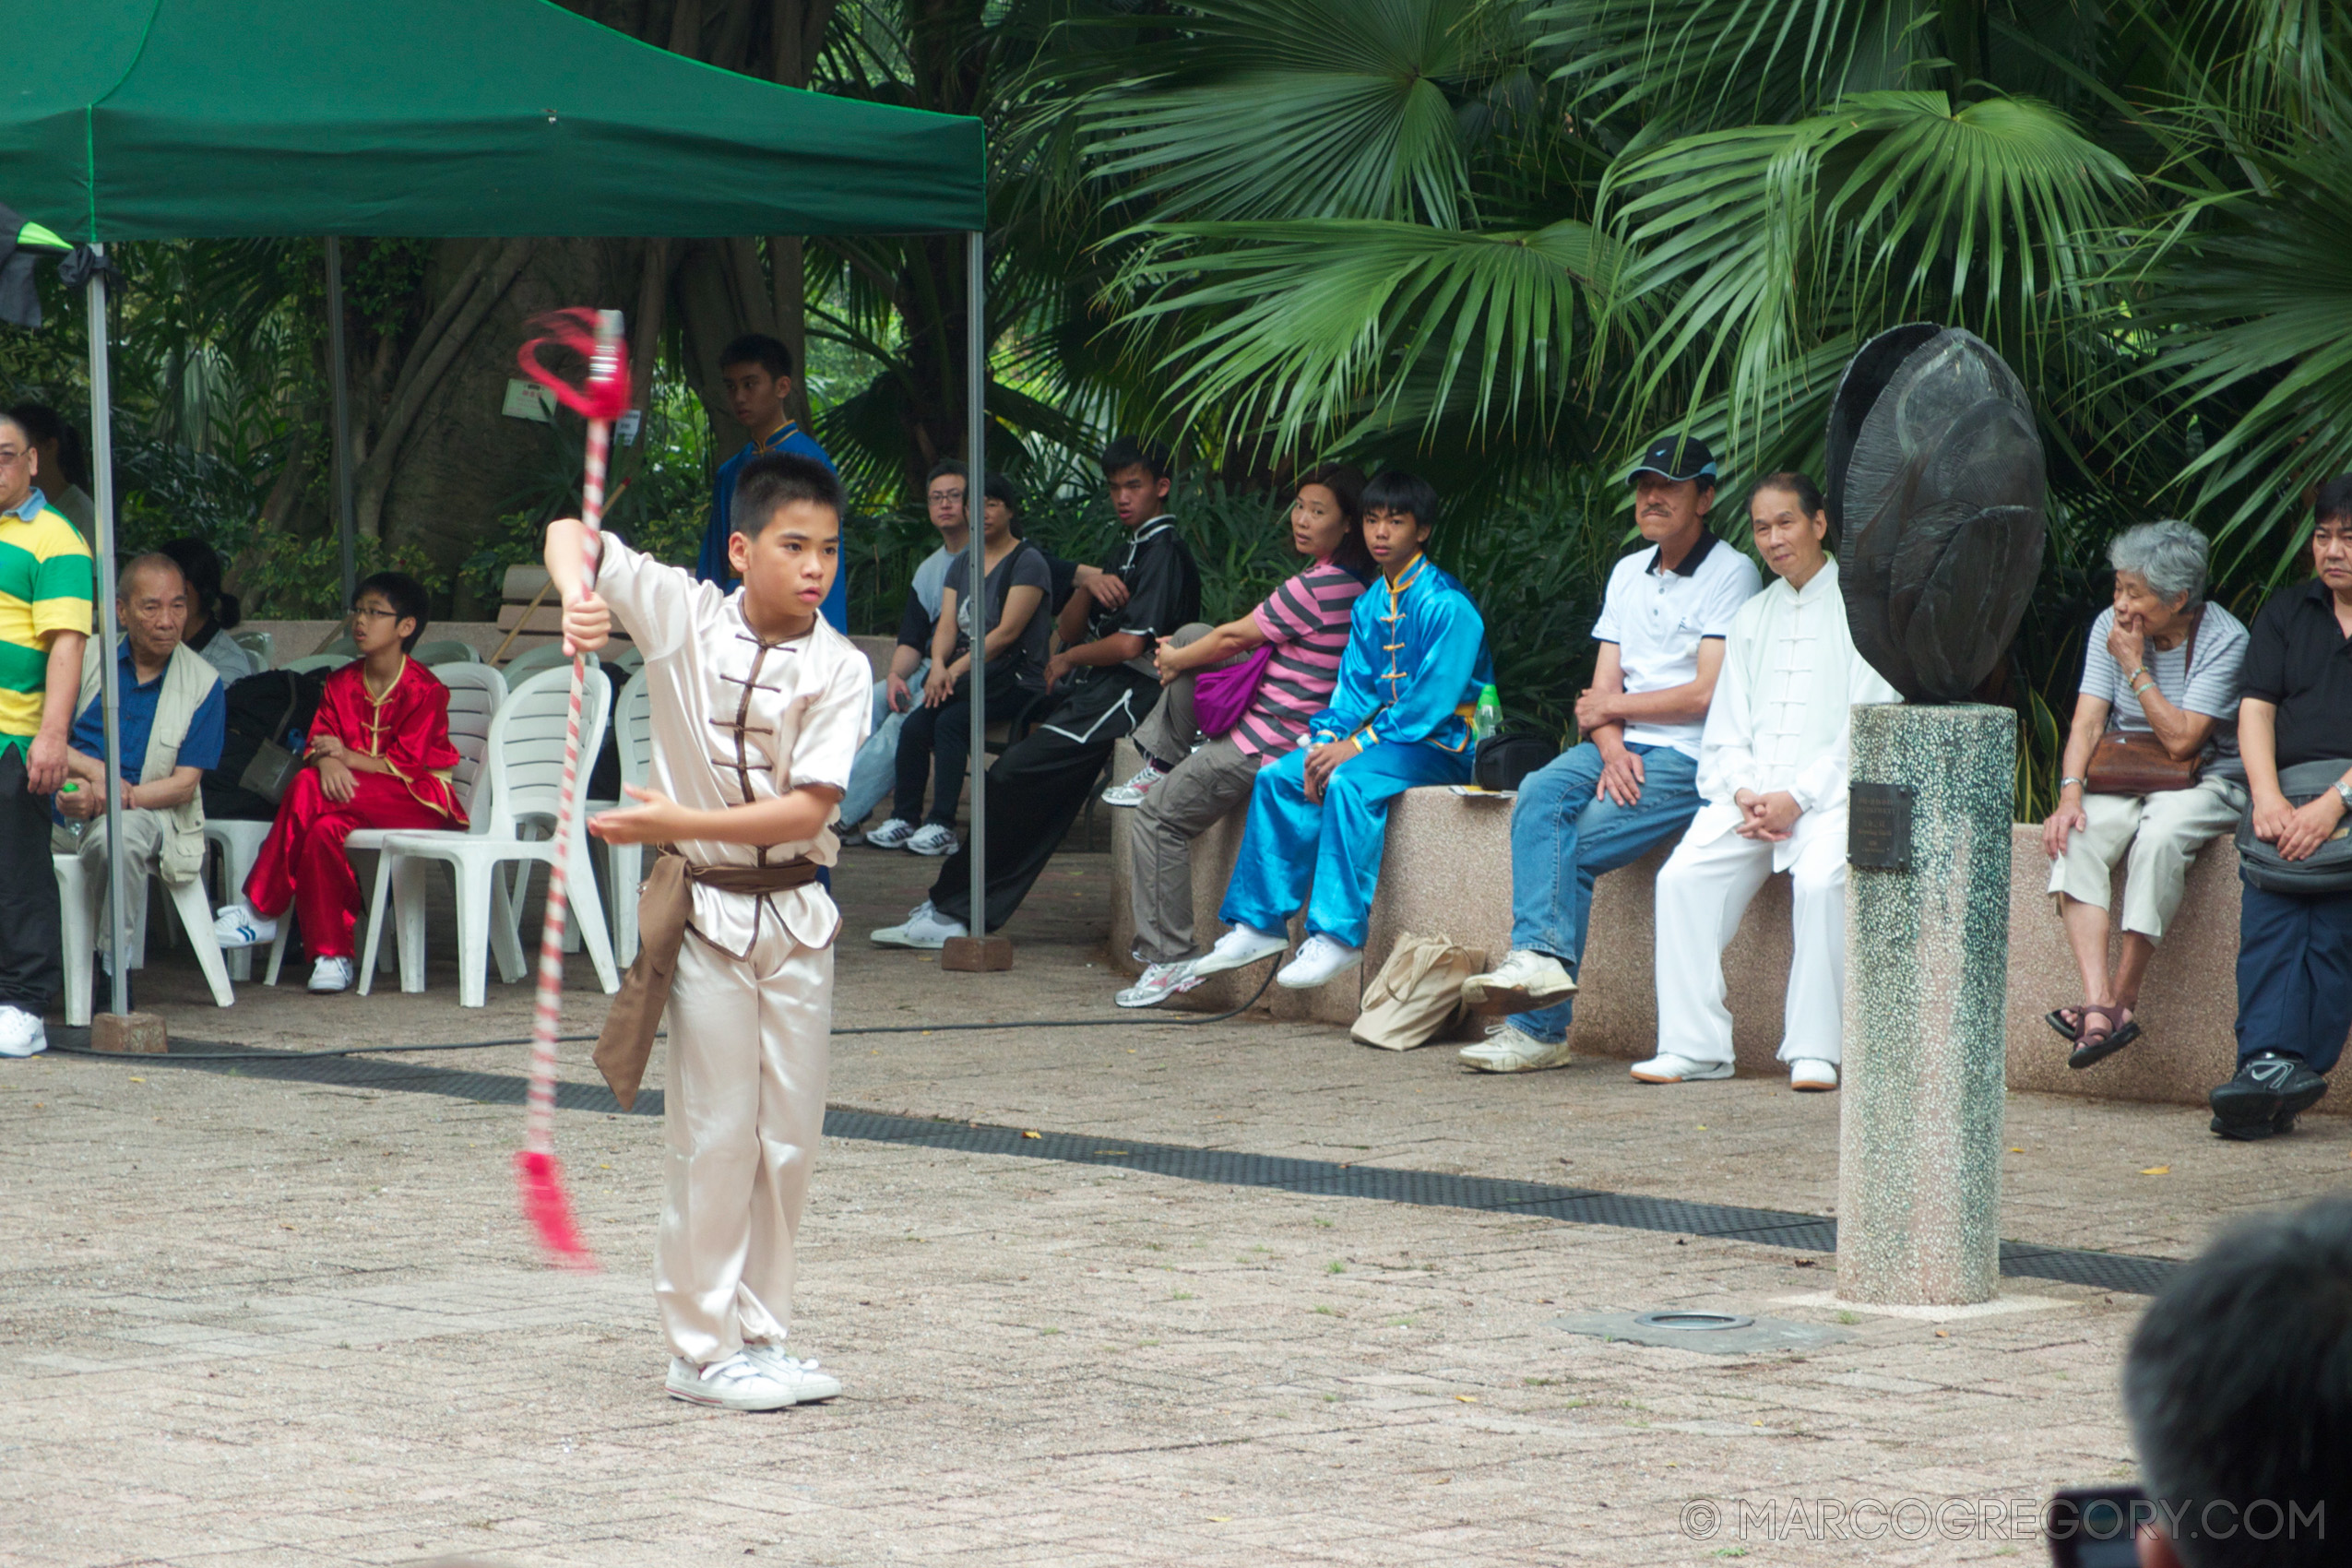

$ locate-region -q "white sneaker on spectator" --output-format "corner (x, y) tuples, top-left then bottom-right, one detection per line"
(863, 817), (918, 849)
(741, 1343), (842, 1402)
(308, 956), (355, 993)
(870, 900), (968, 950)
(1116, 961), (1203, 1009)
(1458, 1020), (1574, 1073)
(1630, 1052), (1733, 1084)
(1462, 949), (1575, 1015)
(0, 1004), (45, 1058)
(212, 903), (278, 950)
(1100, 761), (1169, 808)
(1277, 933), (1362, 990)
(903, 823), (959, 857)
(1190, 923), (1289, 977)
(665, 1350), (801, 1411)
(1788, 1058), (1838, 1092)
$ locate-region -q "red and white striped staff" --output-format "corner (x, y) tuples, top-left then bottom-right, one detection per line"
(510, 306), (633, 1266)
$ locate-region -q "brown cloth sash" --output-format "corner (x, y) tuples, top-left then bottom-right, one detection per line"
(593, 849), (822, 1111)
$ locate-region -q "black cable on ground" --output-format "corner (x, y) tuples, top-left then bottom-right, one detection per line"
(47, 962), (1282, 1063)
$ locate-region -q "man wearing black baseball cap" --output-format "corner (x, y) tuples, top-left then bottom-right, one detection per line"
(1460, 431), (1761, 1073)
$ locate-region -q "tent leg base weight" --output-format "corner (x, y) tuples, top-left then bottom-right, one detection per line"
(91, 1012), (168, 1055)
(941, 936), (1014, 972)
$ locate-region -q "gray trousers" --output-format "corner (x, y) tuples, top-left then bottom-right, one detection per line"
(52, 808), (173, 963)
(1126, 624), (1269, 964)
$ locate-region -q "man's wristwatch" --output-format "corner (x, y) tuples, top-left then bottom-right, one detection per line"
(2334, 780), (2352, 814)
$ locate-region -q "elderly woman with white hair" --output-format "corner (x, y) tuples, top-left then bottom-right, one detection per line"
(2042, 519), (2250, 1068)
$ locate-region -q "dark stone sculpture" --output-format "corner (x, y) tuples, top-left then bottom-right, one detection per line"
(1827, 325), (2048, 703)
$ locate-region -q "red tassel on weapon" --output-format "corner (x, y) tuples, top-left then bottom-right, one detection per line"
(516, 1149), (592, 1266)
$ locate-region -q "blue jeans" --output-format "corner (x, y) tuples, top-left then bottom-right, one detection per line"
(1506, 741), (1702, 1042)
(2235, 882), (2352, 1074)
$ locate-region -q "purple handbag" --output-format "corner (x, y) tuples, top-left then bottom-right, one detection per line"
(1190, 644), (1275, 737)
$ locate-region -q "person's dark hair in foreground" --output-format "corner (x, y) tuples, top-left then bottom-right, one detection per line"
(719, 332), (795, 381)
(1100, 434), (1171, 482)
(2121, 1194), (2352, 1568)
(160, 535), (242, 631)
(1360, 469), (1441, 532)
(356, 571), (430, 654)
(731, 452), (846, 537)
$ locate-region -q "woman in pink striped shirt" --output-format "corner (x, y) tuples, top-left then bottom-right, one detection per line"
(1107, 465), (1373, 1008)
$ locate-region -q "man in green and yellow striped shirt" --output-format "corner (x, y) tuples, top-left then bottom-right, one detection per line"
(0, 411), (91, 1057)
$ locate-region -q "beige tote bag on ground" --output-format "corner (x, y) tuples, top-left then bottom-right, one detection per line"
(1350, 932), (1487, 1051)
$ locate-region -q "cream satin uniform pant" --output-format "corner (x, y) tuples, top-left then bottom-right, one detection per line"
(1654, 807), (1848, 1068)
(655, 913), (833, 1367)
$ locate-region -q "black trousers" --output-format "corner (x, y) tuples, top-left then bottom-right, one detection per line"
(895, 667), (1027, 827)
(930, 670), (1156, 932)
(0, 748), (61, 1008)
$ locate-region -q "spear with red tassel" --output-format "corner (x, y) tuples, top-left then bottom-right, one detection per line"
(508, 306), (632, 1267)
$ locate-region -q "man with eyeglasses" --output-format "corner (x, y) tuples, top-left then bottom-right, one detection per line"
(0, 412), (93, 1057)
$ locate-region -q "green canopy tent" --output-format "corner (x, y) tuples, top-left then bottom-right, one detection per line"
(2, 0), (992, 1016)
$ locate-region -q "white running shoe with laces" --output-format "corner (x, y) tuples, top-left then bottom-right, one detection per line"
(1100, 761), (1170, 808)
(1277, 932), (1362, 990)
(1116, 960), (1203, 1009)
(1189, 923), (1289, 977)
(308, 956), (355, 993)
(863, 817), (919, 849)
(665, 1350), (802, 1411)
(741, 1343), (842, 1402)
(0, 1004), (45, 1059)
(870, 900), (969, 950)
(903, 823), (960, 857)
(1630, 1052), (1734, 1084)
(1457, 1020), (1574, 1073)
(1462, 949), (1576, 1015)
(1788, 1058), (1838, 1092)
(211, 903), (279, 950)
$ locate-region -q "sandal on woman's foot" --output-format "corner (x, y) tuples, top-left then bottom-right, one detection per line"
(2045, 1005), (2086, 1042)
(2068, 1004), (2143, 1070)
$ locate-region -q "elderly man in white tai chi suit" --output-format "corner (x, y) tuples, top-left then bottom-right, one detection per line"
(1638, 472), (1901, 1090)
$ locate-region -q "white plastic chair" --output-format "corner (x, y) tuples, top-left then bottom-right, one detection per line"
(364, 665), (620, 1007)
(54, 849), (234, 1027)
(252, 662), (506, 985)
(500, 642), (576, 686)
(413, 638), (481, 667)
(230, 628), (274, 668)
(596, 668), (653, 967)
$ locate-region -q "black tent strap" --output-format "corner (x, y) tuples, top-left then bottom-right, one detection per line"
(63, 1040), (2181, 1298)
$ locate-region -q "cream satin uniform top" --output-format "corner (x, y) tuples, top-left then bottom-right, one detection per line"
(595, 536), (872, 956)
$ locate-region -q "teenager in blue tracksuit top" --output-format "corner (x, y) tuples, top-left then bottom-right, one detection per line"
(693, 332), (848, 633)
(1200, 470), (1493, 991)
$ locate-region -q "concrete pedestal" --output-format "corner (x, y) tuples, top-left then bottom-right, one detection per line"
(1837, 703), (2013, 1305)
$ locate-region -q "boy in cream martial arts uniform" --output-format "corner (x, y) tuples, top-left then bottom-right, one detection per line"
(1639, 472), (1899, 1090)
(546, 453), (870, 1411)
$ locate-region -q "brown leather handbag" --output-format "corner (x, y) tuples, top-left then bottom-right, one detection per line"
(2084, 611), (2202, 795)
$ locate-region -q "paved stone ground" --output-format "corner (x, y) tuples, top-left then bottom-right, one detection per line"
(2, 845), (2343, 1566)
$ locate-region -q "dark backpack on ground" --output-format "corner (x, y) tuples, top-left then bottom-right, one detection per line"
(203, 667), (327, 822)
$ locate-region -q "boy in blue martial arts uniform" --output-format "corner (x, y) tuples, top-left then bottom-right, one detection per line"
(1190, 471), (1494, 992)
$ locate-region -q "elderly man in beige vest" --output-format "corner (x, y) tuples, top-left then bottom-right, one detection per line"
(53, 554), (228, 973)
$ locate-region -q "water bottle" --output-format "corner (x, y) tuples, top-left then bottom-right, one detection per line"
(1472, 683), (1502, 745)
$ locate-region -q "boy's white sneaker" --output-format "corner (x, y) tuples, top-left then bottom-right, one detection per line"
(1116, 960), (1203, 1009)
(1462, 949), (1576, 1015)
(0, 1004), (46, 1058)
(741, 1343), (842, 1403)
(1630, 1052), (1734, 1084)
(1458, 1020), (1574, 1073)
(1100, 761), (1169, 808)
(1189, 923), (1289, 977)
(308, 956), (355, 993)
(862, 817), (918, 849)
(1788, 1058), (1839, 1092)
(1277, 933), (1362, 990)
(211, 904), (278, 950)
(870, 900), (968, 950)
(903, 823), (959, 857)
(664, 1350), (801, 1411)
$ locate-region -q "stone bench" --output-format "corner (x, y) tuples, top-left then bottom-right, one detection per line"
(1103, 741), (2341, 1114)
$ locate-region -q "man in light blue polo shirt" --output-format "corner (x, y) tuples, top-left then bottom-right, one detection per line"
(1461, 434), (1761, 1073)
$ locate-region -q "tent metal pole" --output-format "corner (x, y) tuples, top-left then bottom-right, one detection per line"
(85, 251), (130, 1016)
(326, 238), (357, 612)
(964, 232), (986, 934)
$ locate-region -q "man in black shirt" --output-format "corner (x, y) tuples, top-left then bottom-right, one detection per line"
(873, 437), (1201, 944)
(2210, 478), (2352, 1140)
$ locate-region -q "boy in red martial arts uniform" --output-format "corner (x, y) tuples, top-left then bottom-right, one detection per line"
(213, 573), (466, 992)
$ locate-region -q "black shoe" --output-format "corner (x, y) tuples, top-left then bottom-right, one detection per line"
(2209, 1052), (2330, 1141)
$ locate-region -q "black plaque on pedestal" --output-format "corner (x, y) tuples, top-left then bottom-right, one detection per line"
(1848, 783), (1914, 870)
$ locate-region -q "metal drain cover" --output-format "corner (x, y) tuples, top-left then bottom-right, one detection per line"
(1550, 1310), (1852, 1354)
